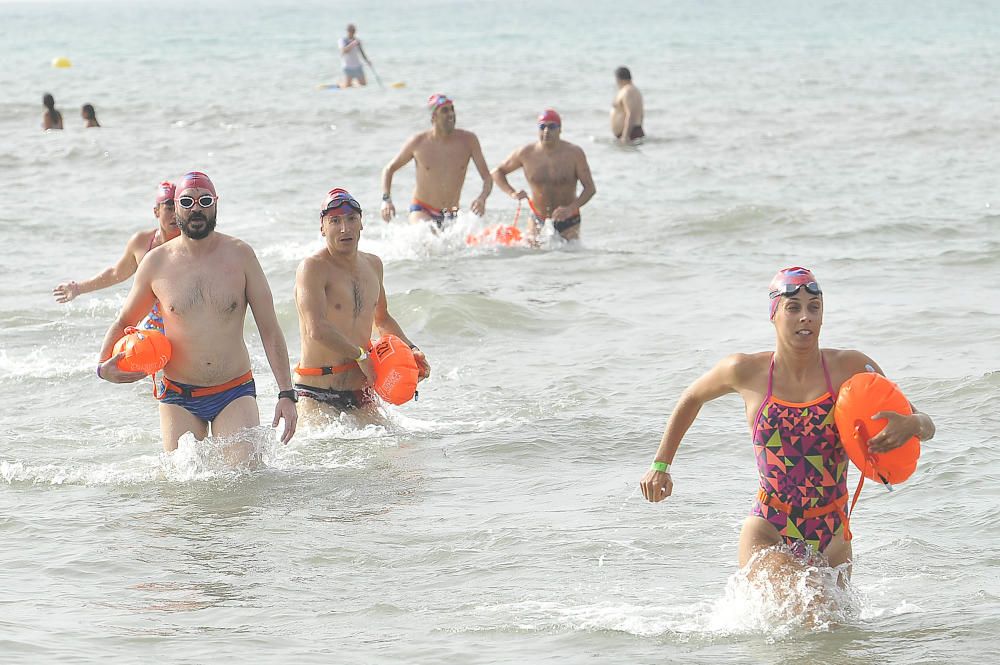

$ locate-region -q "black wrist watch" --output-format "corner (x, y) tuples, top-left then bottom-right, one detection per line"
(278, 389), (298, 403)
(382, 193), (392, 202)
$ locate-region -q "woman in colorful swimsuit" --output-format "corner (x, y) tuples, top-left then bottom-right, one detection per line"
(639, 267), (935, 571)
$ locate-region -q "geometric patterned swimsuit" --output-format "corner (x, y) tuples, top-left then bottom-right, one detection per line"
(138, 232), (165, 333)
(750, 353), (849, 553)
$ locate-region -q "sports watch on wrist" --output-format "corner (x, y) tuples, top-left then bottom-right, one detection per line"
(278, 389), (298, 403)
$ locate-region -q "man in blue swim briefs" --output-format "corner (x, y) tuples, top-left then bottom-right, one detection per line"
(491, 109), (596, 241)
(54, 181), (180, 332)
(294, 187), (429, 419)
(380, 94), (492, 228)
(97, 171), (297, 455)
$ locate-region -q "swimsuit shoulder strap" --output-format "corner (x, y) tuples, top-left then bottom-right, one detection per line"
(751, 353), (776, 434)
(819, 350), (835, 398)
(765, 353), (776, 402)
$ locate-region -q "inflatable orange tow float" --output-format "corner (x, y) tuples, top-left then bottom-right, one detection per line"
(466, 201), (524, 247)
(112, 326), (172, 397)
(113, 326), (172, 375)
(369, 334), (419, 405)
(834, 372), (921, 531)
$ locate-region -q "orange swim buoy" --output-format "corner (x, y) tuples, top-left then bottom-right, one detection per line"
(835, 372), (920, 486)
(113, 326), (172, 374)
(467, 201), (524, 247)
(368, 334), (419, 405)
(466, 224), (523, 247)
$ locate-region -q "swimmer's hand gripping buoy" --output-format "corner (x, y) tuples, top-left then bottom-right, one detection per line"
(368, 334), (419, 405)
(113, 326), (172, 375)
(834, 372), (920, 486)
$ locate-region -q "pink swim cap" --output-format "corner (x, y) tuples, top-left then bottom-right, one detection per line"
(538, 109), (561, 126)
(175, 171), (217, 197)
(428, 93), (453, 112)
(155, 181), (175, 204)
(769, 266), (822, 319)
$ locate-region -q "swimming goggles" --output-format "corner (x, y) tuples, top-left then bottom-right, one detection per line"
(321, 194), (362, 217)
(769, 281), (822, 299)
(538, 122), (560, 130)
(177, 194), (217, 209)
(427, 94), (453, 109)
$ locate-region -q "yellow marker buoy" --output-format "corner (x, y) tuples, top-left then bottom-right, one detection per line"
(52, 56), (72, 68)
(390, 81), (406, 89)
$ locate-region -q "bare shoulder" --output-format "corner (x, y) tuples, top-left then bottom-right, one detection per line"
(410, 130), (430, 147)
(456, 128), (481, 144)
(127, 229), (155, 249)
(560, 140), (586, 157)
(297, 249), (331, 277)
(222, 233), (253, 254)
(723, 351), (771, 385)
(215, 233), (260, 264)
(823, 347), (878, 375)
(359, 250), (384, 272)
(515, 142), (538, 161)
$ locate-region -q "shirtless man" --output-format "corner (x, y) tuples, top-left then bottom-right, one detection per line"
(96, 172), (297, 452)
(54, 181), (179, 332)
(611, 66), (645, 144)
(380, 94), (492, 228)
(294, 187), (429, 417)
(491, 109), (597, 241)
(339, 24), (369, 88)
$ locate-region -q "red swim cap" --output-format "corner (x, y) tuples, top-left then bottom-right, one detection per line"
(175, 171), (217, 197)
(768, 266), (822, 319)
(428, 93), (453, 112)
(538, 109), (561, 126)
(155, 181), (175, 204)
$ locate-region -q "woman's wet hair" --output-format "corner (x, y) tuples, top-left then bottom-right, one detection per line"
(82, 104), (96, 119)
(43, 93), (55, 109)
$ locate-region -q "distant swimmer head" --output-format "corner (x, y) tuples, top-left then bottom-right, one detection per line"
(174, 171), (218, 240)
(346, 23), (356, 35)
(154, 181), (179, 236)
(768, 266), (822, 320)
(155, 181), (176, 206)
(321, 187), (362, 218)
(428, 93), (453, 112)
(538, 109), (561, 140)
(43, 93), (56, 109)
(615, 66), (632, 82)
(428, 93), (455, 126)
